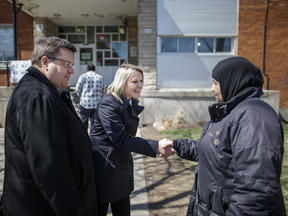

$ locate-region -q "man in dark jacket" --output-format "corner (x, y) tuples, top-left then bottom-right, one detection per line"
(2, 37), (99, 215)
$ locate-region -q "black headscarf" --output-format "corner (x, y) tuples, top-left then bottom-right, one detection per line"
(212, 57), (264, 102)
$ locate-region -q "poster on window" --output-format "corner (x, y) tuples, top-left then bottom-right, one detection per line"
(10, 60), (31, 83)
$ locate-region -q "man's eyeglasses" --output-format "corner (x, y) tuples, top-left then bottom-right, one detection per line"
(47, 57), (74, 69)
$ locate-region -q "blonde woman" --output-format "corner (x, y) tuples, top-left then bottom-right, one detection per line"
(90, 63), (173, 216)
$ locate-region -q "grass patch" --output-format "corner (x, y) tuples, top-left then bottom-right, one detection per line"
(160, 123), (288, 214)
(159, 128), (202, 141)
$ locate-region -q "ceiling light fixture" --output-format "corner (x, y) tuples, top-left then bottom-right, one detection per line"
(81, 14), (89, 18)
(53, 14), (61, 19)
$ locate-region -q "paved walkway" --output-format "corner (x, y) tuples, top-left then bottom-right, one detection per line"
(0, 128), (150, 215)
(0, 128), (4, 197)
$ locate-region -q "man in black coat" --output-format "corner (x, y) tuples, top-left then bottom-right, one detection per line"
(1, 37), (100, 215)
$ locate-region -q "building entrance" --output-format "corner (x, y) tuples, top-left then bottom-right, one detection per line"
(58, 25), (127, 87)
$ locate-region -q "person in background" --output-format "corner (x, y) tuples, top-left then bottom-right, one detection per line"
(76, 64), (105, 134)
(2, 37), (100, 215)
(90, 63), (173, 216)
(170, 57), (286, 216)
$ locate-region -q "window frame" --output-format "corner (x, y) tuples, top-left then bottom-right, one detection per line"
(57, 24), (128, 67)
(159, 36), (235, 55)
(0, 24), (14, 61)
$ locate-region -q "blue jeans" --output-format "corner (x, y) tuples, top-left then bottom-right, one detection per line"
(79, 105), (96, 135)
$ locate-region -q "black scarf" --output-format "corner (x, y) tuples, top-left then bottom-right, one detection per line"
(212, 57), (264, 102)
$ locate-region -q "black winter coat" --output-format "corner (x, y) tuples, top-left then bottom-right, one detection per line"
(90, 94), (158, 203)
(173, 87), (286, 216)
(2, 66), (99, 215)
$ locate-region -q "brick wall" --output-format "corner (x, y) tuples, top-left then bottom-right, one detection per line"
(0, 0), (12, 23)
(0, 0), (34, 86)
(17, 11), (34, 60)
(238, 0), (288, 108)
(138, 0), (157, 90)
(0, 70), (9, 86)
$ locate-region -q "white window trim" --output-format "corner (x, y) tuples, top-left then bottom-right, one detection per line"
(158, 36), (237, 55)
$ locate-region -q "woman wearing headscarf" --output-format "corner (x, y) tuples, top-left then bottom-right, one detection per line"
(90, 63), (173, 216)
(171, 57), (286, 216)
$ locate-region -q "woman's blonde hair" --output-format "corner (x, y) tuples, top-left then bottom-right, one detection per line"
(107, 63), (144, 103)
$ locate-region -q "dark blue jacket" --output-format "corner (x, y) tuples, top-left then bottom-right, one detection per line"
(173, 87), (286, 216)
(90, 94), (158, 203)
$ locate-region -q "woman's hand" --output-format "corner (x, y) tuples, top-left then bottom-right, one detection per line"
(157, 138), (174, 158)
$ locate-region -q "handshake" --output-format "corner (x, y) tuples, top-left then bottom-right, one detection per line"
(157, 138), (178, 158)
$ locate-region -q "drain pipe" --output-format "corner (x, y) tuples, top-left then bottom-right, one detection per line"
(262, 0), (270, 90)
(12, 0), (23, 60)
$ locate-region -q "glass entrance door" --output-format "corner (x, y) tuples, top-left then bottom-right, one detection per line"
(61, 25), (128, 87)
(70, 44), (95, 86)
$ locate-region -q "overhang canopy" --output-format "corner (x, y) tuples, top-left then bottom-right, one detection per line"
(5, 0), (138, 25)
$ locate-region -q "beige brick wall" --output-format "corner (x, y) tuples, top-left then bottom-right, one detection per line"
(34, 17), (57, 44)
(138, 0), (157, 90)
(127, 17), (138, 65)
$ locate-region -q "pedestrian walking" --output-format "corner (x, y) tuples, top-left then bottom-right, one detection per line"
(76, 64), (105, 134)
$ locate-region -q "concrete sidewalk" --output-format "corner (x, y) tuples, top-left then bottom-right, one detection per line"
(0, 128), (150, 215)
(0, 128), (4, 197)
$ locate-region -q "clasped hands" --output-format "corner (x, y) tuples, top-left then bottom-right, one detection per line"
(157, 138), (178, 158)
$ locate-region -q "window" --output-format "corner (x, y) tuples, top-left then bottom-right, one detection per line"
(119, 26), (126, 41)
(96, 26), (103, 33)
(112, 42), (126, 58)
(80, 48), (93, 65)
(58, 25), (127, 66)
(68, 35), (85, 44)
(97, 35), (111, 49)
(77, 26), (85, 33)
(87, 26), (95, 44)
(105, 59), (118, 66)
(179, 38), (194, 52)
(197, 38), (213, 53)
(96, 26), (127, 66)
(160, 37), (233, 54)
(161, 38), (177, 52)
(0, 27), (14, 61)
(97, 51), (103, 66)
(104, 26), (118, 33)
(216, 38), (231, 52)
(58, 26), (75, 33)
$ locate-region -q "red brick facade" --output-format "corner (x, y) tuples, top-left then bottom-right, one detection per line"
(0, 0), (33, 86)
(238, 0), (288, 108)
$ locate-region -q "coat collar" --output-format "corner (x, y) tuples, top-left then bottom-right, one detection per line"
(26, 66), (62, 97)
(121, 95), (144, 117)
(208, 86), (263, 121)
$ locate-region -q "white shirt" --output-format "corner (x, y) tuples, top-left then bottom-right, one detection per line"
(76, 71), (105, 109)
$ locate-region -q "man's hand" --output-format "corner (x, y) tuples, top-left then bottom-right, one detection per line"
(157, 138), (174, 158)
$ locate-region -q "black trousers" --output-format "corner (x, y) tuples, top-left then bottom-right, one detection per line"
(101, 196), (130, 216)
